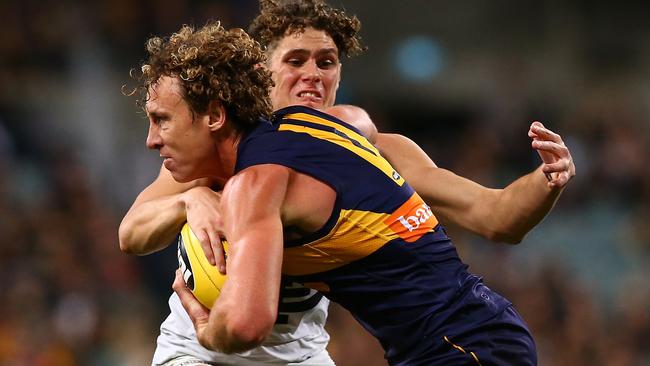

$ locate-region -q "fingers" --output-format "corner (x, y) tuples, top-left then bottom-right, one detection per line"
(184, 187), (224, 267)
(546, 171), (571, 189)
(173, 270), (212, 349)
(528, 121), (576, 188)
(542, 160), (570, 174)
(208, 230), (226, 274)
(541, 160), (575, 189)
(532, 140), (562, 167)
(529, 122), (561, 143)
(531, 130), (570, 167)
(210, 235), (227, 275)
(172, 268), (187, 293)
(536, 144), (574, 186)
(173, 269), (209, 324)
(172, 268), (194, 311)
(528, 121), (543, 138)
(193, 227), (225, 272)
(195, 229), (216, 266)
(532, 140), (566, 156)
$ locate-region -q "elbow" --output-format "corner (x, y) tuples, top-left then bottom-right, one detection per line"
(486, 230), (526, 245)
(118, 221), (140, 255)
(499, 234), (525, 245)
(228, 325), (270, 352)
(478, 214), (529, 244)
(220, 313), (275, 353)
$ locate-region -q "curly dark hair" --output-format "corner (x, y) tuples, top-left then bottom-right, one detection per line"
(248, 0), (366, 58)
(130, 21), (274, 132)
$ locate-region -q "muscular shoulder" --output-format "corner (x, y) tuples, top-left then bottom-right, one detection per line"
(224, 164), (334, 239)
(323, 105), (378, 143)
(224, 165), (291, 202)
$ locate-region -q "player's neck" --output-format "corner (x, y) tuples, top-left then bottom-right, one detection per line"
(210, 128), (243, 184)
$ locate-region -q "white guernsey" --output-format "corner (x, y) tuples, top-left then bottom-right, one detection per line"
(152, 285), (332, 366)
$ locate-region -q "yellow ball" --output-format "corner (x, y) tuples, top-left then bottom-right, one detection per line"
(177, 223), (228, 309)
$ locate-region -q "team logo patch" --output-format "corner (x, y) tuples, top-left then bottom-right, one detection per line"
(384, 192), (438, 242)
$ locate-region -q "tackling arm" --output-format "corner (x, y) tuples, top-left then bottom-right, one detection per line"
(118, 164), (225, 268)
(376, 124), (574, 243)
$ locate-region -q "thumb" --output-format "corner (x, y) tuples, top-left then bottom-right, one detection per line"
(173, 269), (210, 323)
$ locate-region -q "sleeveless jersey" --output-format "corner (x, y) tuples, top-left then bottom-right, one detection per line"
(234, 106), (513, 365)
(152, 285), (331, 365)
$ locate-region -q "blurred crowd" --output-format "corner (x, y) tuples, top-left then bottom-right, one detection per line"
(0, 0), (648, 365)
(0, 152), (160, 365)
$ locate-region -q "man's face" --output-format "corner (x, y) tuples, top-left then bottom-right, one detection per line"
(267, 27), (342, 110)
(145, 76), (217, 182)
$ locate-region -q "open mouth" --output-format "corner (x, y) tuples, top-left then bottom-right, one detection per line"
(297, 91), (322, 99)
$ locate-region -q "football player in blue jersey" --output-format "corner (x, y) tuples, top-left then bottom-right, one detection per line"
(122, 14), (574, 366)
(121, 24), (342, 366)
(120, 1), (574, 365)
(133, 24), (532, 364)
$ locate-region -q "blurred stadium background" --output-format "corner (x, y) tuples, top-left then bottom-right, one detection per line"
(0, 0), (648, 365)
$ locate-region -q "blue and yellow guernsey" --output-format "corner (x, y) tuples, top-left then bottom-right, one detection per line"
(235, 106), (512, 365)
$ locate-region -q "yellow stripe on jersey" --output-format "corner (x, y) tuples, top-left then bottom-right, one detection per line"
(278, 123), (405, 186)
(283, 208), (399, 276)
(282, 193), (438, 276)
(284, 112), (379, 155)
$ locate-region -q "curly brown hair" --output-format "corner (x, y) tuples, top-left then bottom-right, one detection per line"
(131, 21), (274, 132)
(248, 0), (366, 58)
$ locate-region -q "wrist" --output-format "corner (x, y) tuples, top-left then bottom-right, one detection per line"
(176, 191), (191, 221)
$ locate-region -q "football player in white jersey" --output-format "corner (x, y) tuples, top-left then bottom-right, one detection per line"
(119, 1), (573, 365)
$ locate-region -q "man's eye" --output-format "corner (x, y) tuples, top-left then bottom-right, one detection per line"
(287, 59), (304, 66)
(152, 116), (169, 126)
(318, 59), (336, 68)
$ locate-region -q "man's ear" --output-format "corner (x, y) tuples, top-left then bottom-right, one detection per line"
(207, 101), (226, 131)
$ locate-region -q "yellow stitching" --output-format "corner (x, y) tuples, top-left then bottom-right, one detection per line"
(443, 336), (466, 354)
(470, 351), (483, 366)
(443, 336), (482, 365)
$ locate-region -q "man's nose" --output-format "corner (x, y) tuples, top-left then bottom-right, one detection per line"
(301, 60), (321, 82)
(146, 123), (162, 150)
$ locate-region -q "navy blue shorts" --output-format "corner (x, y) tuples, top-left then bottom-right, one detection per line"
(389, 278), (537, 366)
(423, 306), (537, 366)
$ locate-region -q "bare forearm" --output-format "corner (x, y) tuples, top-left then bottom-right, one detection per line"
(199, 172), (285, 353)
(202, 302), (268, 354)
(119, 194), (186, 255)
(489, 121), (574, 241)
(118, 165), (215, 256)
(377, 132), (570, 243)
(489, 165), (563, 243)
(199, 234), (280, 353)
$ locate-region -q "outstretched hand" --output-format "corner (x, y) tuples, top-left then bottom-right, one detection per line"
(173, 269), (213, 348)
(183, 187), (227, 273)
(528, 121), (575, 189)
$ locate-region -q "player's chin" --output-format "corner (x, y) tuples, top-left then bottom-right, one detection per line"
(295, 99), (324, 109)
(167, 164), (194, 183)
